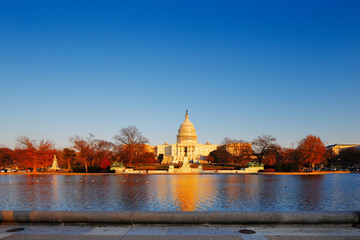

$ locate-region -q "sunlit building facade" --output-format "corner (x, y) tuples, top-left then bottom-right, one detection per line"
(154, 111), (218, 164)
(326, 144), (360, 155)
(222, 142), (252, 156)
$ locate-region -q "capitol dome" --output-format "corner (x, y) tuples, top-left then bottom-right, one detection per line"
(177, 110), (198, 143)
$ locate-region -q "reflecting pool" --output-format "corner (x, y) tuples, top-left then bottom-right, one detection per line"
(0, 174), (359, 211)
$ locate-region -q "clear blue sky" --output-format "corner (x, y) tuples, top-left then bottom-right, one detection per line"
(1, 0), (359, 149)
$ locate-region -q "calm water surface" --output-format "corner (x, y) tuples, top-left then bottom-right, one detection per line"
(0, 174), (359, 211)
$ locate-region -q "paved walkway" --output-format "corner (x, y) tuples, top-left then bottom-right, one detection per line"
(0, 224), (359, 239)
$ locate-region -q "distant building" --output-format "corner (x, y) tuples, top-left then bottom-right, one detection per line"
(326, 144), (360, 155)
(154, 111), (218, 164)
(222, 142), (252, 156)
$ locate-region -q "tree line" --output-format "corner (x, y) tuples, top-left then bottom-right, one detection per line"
(0, 127), (359, 172)
(0, 126), (156, 173)
(207, 134), (359, 171)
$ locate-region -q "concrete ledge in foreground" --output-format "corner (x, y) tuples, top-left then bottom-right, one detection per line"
(0, 210), (359, 225)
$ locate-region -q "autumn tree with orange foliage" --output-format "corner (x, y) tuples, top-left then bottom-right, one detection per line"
(16, 136), (56, 171)
(297, 135), (326, 171)
(137, 152), (157, 164)
(262, 145), (281, 166)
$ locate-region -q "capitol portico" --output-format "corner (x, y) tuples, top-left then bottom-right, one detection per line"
(155, 111), (218, 164)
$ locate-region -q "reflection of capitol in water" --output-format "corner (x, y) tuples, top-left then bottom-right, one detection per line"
(170, 175), (201, 211)
(151, 175), (204, 211)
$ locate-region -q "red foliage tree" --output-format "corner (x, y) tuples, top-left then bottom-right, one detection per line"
(100, 157), (111, 169)
(262, 150), (277, 166)
(15, 136), (56, 171)
(138, 152), (157, 164)
(297, 135), (326, 170)
(262, 145), (281, 166)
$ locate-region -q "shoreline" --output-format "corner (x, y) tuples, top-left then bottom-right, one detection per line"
(257, 171), (350, 175)
(0, 171), (351, 175)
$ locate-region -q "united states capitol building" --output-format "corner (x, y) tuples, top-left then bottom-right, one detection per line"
(153, 111), (218, 164)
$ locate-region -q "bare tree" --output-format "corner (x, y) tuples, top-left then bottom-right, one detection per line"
(252, 135), (277, 165)
(222, 137), (247, 144)
(69, 134), (96, 173)
(113, 126), (149, 166)
(114, 126), (149, 145)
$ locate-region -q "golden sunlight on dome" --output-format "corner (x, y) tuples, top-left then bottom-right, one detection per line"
(177, 110), (198, 143)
